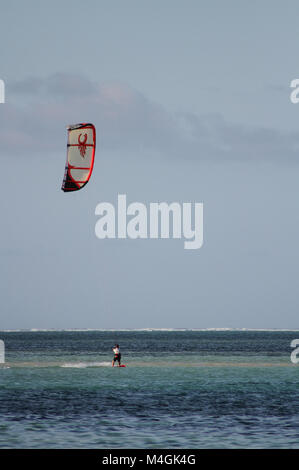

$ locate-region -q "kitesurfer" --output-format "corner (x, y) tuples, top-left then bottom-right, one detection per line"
(112, 344), (121, 367)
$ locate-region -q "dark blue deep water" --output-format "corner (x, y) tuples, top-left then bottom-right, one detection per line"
(0, 330), (299, 448)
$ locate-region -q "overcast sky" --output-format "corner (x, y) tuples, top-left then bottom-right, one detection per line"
(1, 1), (299, 329)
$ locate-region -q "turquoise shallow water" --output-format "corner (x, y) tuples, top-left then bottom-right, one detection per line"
(0, 330), (299, 448)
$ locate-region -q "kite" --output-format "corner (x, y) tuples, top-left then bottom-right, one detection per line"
(61, 123), (96, 192)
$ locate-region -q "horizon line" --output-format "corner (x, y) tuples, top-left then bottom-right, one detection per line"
(1, 328), (299, 332)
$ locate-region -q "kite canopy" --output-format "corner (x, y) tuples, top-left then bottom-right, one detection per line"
(61, 123), (96, 192)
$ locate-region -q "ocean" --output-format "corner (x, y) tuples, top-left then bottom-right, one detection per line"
(0, 329), (299, 448)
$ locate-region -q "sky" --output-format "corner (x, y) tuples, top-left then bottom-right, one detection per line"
(1, 1), (299, 329)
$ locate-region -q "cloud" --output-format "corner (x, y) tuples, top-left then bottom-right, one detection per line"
(9, 74), (96, 96)
(10, 77), (44, 94)
(1, 73), (299, 162)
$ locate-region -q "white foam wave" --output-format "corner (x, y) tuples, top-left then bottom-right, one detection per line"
(60, 361), (111, 368)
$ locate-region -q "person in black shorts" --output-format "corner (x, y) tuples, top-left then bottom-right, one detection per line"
(112, 344), (121, 367)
